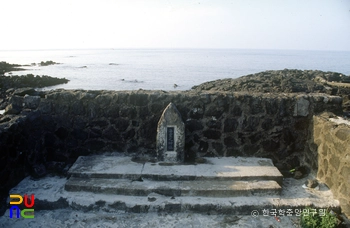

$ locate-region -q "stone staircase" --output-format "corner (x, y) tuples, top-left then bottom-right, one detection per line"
(61, 155), (288, 213)
(3, 154), (340, 217)
(65, 156), (283, 198)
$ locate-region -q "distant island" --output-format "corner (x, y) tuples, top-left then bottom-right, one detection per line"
(38, 60), (60, 66)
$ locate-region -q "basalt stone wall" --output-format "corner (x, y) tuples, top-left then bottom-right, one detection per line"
(0, 89), (343, 215)
(306, 114), (350, 217)
(2, 90), (343, 164)
(40, 90), (341, 161)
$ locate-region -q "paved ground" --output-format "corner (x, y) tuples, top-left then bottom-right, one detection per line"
(0, 155), (343, 227)
(67, 156), (283, 182)
(0, 173), (339, 228)
(0, 209), (302, 228)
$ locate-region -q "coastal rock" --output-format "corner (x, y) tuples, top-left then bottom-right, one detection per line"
(13, 88), (36, 96)
(24, 95), (41, 109)
(0, 99), (7, 109)
(4, 103), (22, 114)
(39, 60), (59, 66)
(192, 69), (350, 94)
(0, 74), (68, 91)
(9, 95), (24, 107)
(191, 69), (350, 112)
(0, 74), (69, 110)
(0, 61), (25, 75)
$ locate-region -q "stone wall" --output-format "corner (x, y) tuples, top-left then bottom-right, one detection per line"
(0, 89), (343, 215)
(309, 114), (350, 217)
(4, 90), (342, 160)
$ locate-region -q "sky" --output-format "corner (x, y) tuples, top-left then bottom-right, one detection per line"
(1, 0), (350, 51)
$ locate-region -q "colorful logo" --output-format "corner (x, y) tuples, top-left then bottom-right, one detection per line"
(9, 194), (35, 219)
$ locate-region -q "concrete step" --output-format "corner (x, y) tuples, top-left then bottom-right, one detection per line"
(8, 176), (341, 216)
(65, 177), (282, 197)
(67, 156), (283, 184)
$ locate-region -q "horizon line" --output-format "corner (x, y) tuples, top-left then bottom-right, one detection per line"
(1, 47), (350, 52)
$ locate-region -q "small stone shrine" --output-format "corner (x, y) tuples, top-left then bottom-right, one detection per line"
(156, 102), (185, 162)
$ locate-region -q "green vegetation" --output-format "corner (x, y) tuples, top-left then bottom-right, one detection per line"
(300, 207), (339, 228)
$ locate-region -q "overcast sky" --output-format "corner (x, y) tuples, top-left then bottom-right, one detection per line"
(1, 0), (349, 51)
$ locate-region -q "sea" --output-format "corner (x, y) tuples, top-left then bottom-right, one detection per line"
(1, 49), (350, 91)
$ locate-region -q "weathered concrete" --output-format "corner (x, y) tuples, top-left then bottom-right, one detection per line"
(65, 156), (283, 198)
(65, 178), (281, 197)
(67, 156), (283, 184)
(5, 174), (340, 216)
(0, 209), (308, 228)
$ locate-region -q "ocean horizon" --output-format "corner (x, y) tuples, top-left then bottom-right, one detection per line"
(1, 48), (350, 91)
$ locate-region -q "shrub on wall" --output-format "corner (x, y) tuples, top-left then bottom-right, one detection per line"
(300, 207), (338, 228)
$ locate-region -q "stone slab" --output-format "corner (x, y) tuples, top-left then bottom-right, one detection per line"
(5, 176), (340, 215)
(67, 156), (283, 184)
(65, 177), (281, 197)
(156, 103), (185, 162)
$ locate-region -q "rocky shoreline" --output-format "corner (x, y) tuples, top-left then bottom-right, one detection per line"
(1, 65), (349, 114)
(0, 61), (26, 75)
(0, 60), (59, 75)
(192, 69), (350, 115)
(0, 74), (69, 109)
(0, 61), (69, 109)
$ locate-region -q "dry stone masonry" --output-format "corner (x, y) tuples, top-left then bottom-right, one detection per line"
(306, 113), (350, 217)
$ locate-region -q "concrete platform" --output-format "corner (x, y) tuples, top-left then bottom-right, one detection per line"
(4, 175), (340, 215)
(65, 155), (283, 198)
(67, 155), (283, 184)
(1, 155), (343, 228)
(21, 154), (332, 217)
(65, 178), (281, 197)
